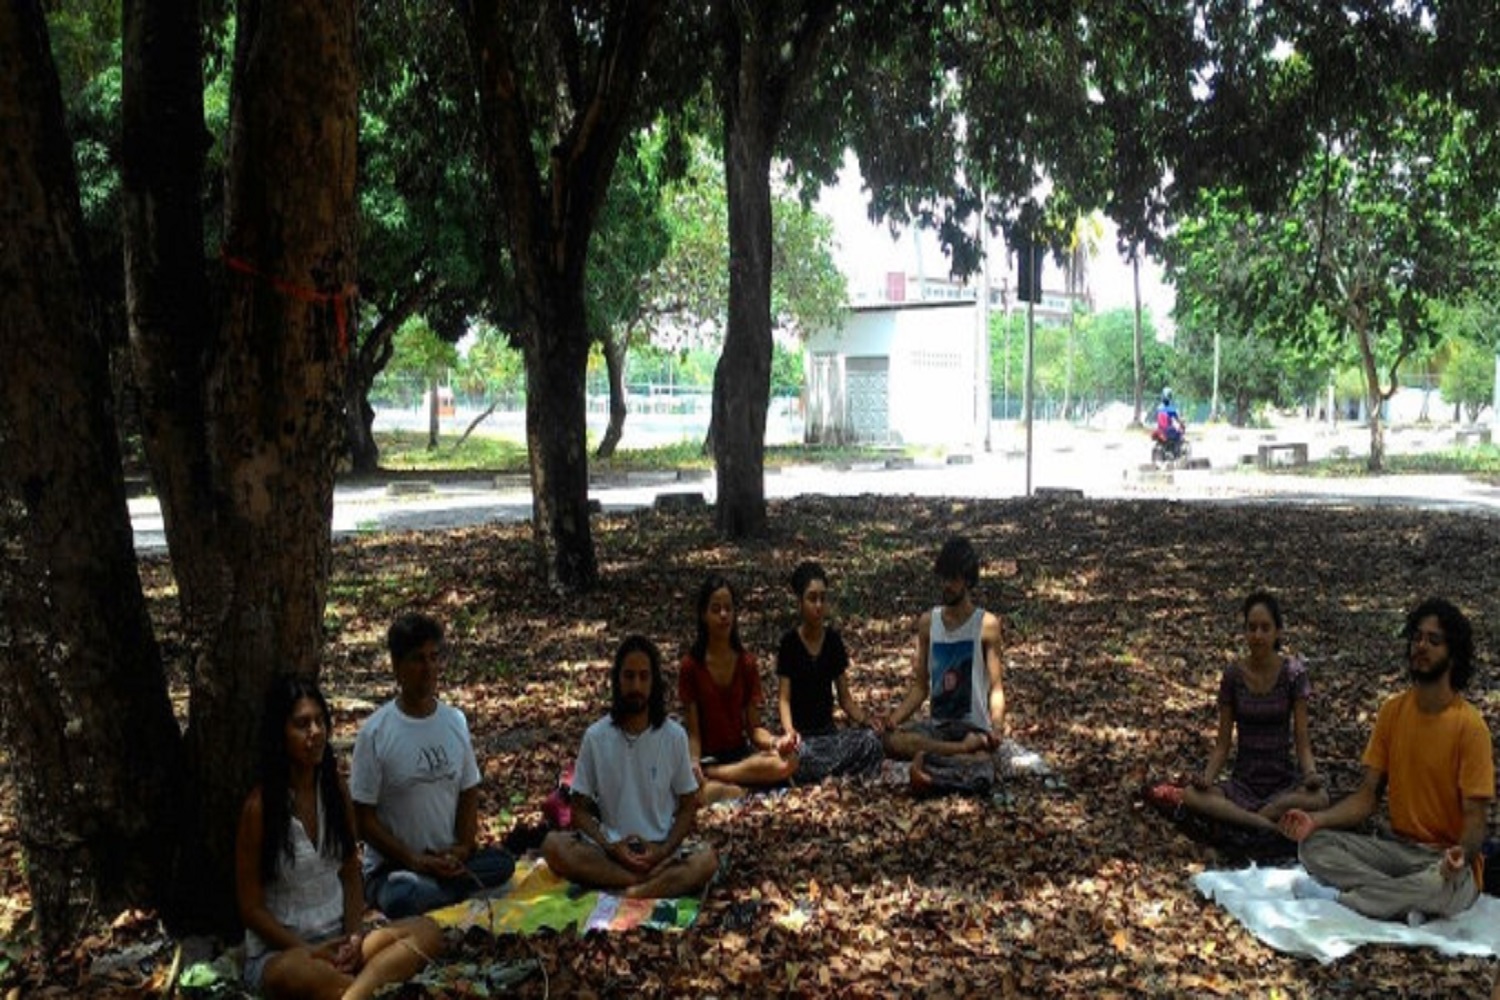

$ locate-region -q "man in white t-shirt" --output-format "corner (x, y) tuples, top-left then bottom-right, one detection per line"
(351, 613), (514, 917)
(543, 635), (718, 897)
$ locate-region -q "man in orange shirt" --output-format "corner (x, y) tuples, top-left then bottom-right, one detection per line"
(1279, 598), (1494, 923)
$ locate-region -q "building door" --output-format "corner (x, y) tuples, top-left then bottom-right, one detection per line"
(845, 356), (889, 443)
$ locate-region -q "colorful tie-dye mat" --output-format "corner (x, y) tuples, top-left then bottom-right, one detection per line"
(427, 858), (703, 936)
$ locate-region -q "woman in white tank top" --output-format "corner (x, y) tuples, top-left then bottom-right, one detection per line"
(236, 677), (445, 999)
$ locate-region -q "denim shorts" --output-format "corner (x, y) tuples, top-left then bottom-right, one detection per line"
(242, 919), (342, 990)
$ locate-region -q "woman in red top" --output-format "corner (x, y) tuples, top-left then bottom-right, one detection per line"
(679, 573), (798, 802)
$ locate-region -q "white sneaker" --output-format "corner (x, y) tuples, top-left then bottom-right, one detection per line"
(1292, 875), (1340, 902)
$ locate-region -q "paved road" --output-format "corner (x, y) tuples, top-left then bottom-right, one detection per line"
(128, 422), (1500, 554)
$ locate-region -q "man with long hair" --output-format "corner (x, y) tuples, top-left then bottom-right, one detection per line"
(1281, 598), (1494, 924)
(543, 635), (719, 897)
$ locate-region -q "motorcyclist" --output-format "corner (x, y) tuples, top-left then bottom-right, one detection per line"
(1152, 388), (1186, 458)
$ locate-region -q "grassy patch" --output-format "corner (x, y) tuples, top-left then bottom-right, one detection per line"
(1275, 443), (1500, 478)
(766, 442), (935, 467)
(376, 430), (919, 474)
(591, 441), (711, 472)
(376, 431), (530, 472)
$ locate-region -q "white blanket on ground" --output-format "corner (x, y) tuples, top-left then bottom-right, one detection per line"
(1193, 864), (1500, 964)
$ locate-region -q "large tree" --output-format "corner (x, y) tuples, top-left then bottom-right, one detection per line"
(708, 1), (842, 537)
(1167, 94), (1478, 467)
(704, 0), (1194, 534)
(1166, 189), (1332, 425)
(0, 0), (183, 949)
(587, 133), (675, 459)
(119, 0), (358, 932)
(460, 0), (687, 591)
(349, 0), (494, 473)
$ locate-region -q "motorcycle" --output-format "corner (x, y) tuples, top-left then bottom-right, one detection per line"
(1150, 423), (1189, 464)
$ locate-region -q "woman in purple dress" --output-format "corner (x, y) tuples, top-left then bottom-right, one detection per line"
(1176, 591), (1329, 835)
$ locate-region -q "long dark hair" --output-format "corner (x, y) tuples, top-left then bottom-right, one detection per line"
(1403, 597), (1475, 690)
(611, 635), (667, 729)
(257, 675), (356, 881)
(689, 572), (743, 661)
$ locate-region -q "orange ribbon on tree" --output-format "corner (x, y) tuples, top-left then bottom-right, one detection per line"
(221, 248), (357, 355)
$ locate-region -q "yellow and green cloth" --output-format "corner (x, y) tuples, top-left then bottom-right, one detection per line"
(428, 859), (702, 935)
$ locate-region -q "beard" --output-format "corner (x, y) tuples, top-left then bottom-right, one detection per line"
(941, 587), (966, 607)
(1408, 661), (1450, 686)
(620, 693), (648, 713)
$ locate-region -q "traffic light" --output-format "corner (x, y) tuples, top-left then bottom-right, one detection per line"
(1015, 239), (1043, 304)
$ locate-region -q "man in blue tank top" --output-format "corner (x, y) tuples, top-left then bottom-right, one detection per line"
(879, 537), (1007, 795)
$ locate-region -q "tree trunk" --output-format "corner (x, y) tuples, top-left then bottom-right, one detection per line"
(345, 276), (438, 473)
(345, 377), (381, 472)
(713, 23), (777, 539)
(454, 401), (499, 448)
(595, 332), (629, 459)
(0, 1), (184, 948)
(125, 0), (359, 933)
(709, 1), (837, 538)
(1353, 312), (1386, 472)
(525, 300), (598, 591)
(1131, 251), (1145, 424)
(427, 375), (441, 449)
(714, 133), (774, 536)
(1063, 307), (1075, 421)
(460, 0), (661, 592)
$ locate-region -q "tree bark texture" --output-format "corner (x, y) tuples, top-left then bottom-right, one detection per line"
(525, 307), (597, 590)
(715, 108), (775, 538)
(462, 0), (663, 591)
(712, 1), (838, 538)
(122, 0), (216, 621)
(124, 0), (359, 932)
(0, 1), (184, 948)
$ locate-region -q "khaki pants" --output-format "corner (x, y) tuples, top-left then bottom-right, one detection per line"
(1299, 829), (1478, 920)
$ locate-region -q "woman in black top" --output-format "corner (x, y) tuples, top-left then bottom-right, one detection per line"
(775, 561), (885, 782)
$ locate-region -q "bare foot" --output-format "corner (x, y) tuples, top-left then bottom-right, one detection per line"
(959, 732), (990, 753)
(910, 752), (936, 795)
(701, 780), (746, 805)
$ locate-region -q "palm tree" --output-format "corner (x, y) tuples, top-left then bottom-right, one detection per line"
(1063, 214), (1103, 420)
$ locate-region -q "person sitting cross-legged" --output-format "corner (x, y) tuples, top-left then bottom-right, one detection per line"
(543, 635), (719, 898)
(775, 560), (885, 783)
(350, 613), (515, 919)
(680, 573), (798, 803)
(880, 536), (1007, 796)
(1279, 598), (1494, 924)
(237, 676), (443, 1000)
(1146, 591), (1328, 852)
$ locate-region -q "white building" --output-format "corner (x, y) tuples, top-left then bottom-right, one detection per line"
(804, 298), (982, 447)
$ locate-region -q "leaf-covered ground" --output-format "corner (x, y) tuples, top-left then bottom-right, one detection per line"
(10, 495), (1500, 997)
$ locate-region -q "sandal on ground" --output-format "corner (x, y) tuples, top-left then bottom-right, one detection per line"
(1142, 781), (1185, 818)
